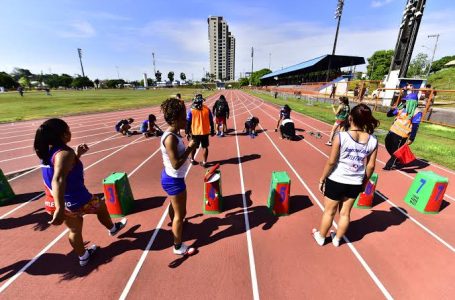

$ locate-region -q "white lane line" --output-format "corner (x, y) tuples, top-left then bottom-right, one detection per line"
(0, 192), (45, 220)
(0, 137), (161, 293)
(237, 91), (393, 300)
(230, 92), (260, 300)
(250, 92), (455, 253)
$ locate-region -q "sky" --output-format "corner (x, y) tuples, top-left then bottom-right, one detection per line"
(0, 0), (453, 81)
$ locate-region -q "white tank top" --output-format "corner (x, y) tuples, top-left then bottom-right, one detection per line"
(160, 131), (189, 178)
(328, 131), (378, 185)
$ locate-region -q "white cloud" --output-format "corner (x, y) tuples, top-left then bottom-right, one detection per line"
(371, 0), (395, 8)
(58, 20), (96, 38)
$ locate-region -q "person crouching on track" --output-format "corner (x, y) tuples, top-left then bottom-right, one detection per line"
(115, 118), (134, 136)
(244, 116), (260, 138)
(326, 96), (350, 146)
(212, 94), (230, 137)
(186, 94), (215, 167)
(313, 104), (379, 247)
(383, 92), (422, 170)
(280, 118), (296, 140)
(140, 114), (163, 137)
(34, 118), (127, 266)
(275, 104), (291, 132)
(160, 98), (198, 256)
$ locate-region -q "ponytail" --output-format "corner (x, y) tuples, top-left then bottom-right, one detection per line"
(349, 104), (380, 134)
(34, 118), (69, 165)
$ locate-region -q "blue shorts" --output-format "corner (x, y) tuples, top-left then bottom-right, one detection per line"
(161, 169), (186, 196)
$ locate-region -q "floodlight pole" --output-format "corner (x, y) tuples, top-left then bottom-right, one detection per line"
(77, 48), (85, 77)
(426, 34), (439, 78)
(250, 47), (254, 86)
(326, 0), (344, 82)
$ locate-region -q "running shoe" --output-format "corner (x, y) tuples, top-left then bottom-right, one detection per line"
(312, 228), (325, 246)
(330, 230), (340, 247)
(109, 218), (127, 236)
(79, 244), (98, 266)
(173, 243), (195, 256)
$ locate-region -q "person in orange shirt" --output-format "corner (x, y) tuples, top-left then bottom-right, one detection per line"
(186, 94), (215, 167)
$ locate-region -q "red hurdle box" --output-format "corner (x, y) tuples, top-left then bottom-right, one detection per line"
(203, 169), (223, 214)
(267, 171), (291, 216)
(103, 172), (134, 217)
(354, 173), (379, 209)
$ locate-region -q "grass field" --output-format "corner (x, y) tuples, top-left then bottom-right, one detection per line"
(248, 90), (455, 170)
(0, 88), (214, 123)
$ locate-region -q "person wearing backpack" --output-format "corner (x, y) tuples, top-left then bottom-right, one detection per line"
(212, 94), (230, 137)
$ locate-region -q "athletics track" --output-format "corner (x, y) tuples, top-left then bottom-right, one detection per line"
(0, 90), (454, 299)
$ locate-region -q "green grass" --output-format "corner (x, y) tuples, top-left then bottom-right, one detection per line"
(428, 68), (455, 90)
(0, 88), (214, 123)
(248, 90), (455, 170)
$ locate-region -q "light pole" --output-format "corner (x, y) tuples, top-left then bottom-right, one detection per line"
(269, 52), (271, 70)
(326, 0), (344, 82)
(115, 66), (120, 79)
(250, 47), (254, 86)
(426, 34), (440, 78)
(77, 48), (85, 77)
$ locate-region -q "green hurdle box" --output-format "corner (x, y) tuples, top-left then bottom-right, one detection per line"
(0, 169), (15, 206)
(404, 171), (449, 214)
(103, 172), (134, 217)
(267, 171), (291, 216)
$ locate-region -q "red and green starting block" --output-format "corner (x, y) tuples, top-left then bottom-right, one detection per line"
(103, 172), (134, 217)
(404, 171), (448, 214)
(0, 169), (15, 206)
(267, 171), (291, 216)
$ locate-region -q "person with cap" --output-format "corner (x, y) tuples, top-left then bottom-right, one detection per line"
(383, 91), (422, 170)
(186, 94), (215, 167)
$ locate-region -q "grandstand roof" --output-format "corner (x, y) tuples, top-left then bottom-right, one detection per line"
(261, 54), (365, 80)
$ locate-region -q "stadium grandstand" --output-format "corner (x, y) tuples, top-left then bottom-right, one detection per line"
(260, 54), (365, 86)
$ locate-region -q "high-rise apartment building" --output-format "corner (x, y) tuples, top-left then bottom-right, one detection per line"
(208, 16), (235, 81)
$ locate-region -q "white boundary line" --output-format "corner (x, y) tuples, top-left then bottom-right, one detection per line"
(237, 91), (393, 299)
(247, 92), (455, 253)
(231, 91), (260, 300)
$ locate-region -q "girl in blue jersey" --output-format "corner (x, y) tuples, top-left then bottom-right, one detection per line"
(140, 114), (163, 137)
(160, 98), (197, 255)
(34, 119), (127, 266)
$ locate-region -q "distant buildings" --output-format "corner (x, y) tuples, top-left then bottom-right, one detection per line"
(207, 16), (235, 81)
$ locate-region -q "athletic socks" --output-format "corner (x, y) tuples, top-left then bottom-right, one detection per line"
(330, 231), (341, 247)
(109, 218), (127, 236)
(79, 245), (97, 266)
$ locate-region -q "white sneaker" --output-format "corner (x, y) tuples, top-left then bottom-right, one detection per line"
(109, 218), (127, 236)
(312, 228), (325, 246)
(79, 244), (98, 266)
(330, 231), (341, 247)
(173, 243), (195, 256)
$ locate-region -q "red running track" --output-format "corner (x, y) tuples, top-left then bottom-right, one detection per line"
(0, 90), (454, 299)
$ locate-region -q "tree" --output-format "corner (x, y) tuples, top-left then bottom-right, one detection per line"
(71, 76), (93, 89)
(59, 74), (73, 88)
(18, 76), (31, 89)
(11, 68), (33, 81)
(140, 78), (154, 87)
(168, 71), (174, 82)
(94, 78), (100, 88)
(180, 72), (186, 81)
(430, 55), (455, 73)
(366, 50), (394, 80)
(105, 79), (125, 89)
(155, 70), (162, 82)
(239, 77), (250, 86)
(0, 72), (18, 89)
(251, 68), (272, 86)
(407, 53), (429, 78)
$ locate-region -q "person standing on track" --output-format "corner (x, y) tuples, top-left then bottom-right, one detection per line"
(313, 104), (379, 247)
(186, 94), (215, 167)
(34, 118), (127, 266)
(212, 94), (230, 137)
(160, 98), (197, 255)
(383, 92), (422, 170)
(275, 104), (291, 132)
(326, 96), (350, 146)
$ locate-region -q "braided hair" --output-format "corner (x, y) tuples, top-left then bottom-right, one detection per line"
(160, 98), (186, 125)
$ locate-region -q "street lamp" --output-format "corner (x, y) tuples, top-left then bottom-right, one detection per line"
(77, 48), (85, 77)
(426, 34), (440, 78)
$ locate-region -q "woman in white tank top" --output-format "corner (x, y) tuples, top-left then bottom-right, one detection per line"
(313, 104), (379, 247)
(160, 98), (197, 256)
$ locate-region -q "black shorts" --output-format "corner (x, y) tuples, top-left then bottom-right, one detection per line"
(280, 123), (295, 138)
(192, 135), (209, 148)
(323, 178), (363, 201)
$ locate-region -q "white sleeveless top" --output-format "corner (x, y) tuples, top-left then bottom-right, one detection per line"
(328, 131), (378, 185)
(160, 131), (189, 178)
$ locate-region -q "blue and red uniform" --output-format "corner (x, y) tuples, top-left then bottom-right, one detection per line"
(41, 145), (93, 214)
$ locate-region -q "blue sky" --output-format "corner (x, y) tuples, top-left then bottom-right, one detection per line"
(0, 0), (453, 81)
